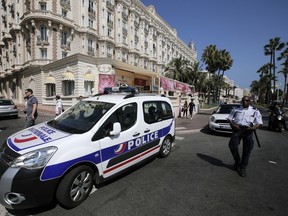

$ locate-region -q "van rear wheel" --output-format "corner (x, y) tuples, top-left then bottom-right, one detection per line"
(159, 136), (172, 158)
(56, 165), (94, 209)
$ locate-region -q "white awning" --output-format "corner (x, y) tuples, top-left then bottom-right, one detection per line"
(45, 76), (56, 84)
(84, 73), (95, 81)
(62, 72), (75, 81)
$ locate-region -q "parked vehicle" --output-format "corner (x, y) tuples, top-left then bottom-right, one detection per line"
(0, 99), (18, 119)
(0, 87), (175, 209)
(268, 106), (287, 133)
(208, 103), (242, 134)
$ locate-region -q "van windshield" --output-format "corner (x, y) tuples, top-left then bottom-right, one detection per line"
(47, 101), (115, 134)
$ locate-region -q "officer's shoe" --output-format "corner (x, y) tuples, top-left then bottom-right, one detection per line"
(234, 162), (240, 171)
(238, 169), (246, 177)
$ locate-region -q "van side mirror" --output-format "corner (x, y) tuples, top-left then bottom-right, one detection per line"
(110, 122), (121, 136)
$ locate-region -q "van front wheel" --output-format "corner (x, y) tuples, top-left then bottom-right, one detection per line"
(159, 136), (172, 158)
(56, 165), (94, 209)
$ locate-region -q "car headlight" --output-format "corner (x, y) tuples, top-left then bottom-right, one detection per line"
(11, 146), (57, 169)
(210, 116), (216, 122)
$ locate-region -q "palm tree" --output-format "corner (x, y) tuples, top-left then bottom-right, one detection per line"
(257, 63), (272, 104)
(277, 44), (288, 104)
(264, 37), (285, 101)
(189, 61), (202, 87)
(201, 45), (219, 103)
(217, 49), (233, 102)
(164, 57), (189, 83)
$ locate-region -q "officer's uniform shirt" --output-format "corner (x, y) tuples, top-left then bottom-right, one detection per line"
(227, 105), (263, 127)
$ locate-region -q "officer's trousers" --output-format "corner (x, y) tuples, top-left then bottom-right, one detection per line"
(228, 129), (254, 169)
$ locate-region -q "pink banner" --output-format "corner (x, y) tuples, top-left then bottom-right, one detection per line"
(160, 77), (175, 91)
(176, 82), (187, 93)
(98, 74), (115, 93)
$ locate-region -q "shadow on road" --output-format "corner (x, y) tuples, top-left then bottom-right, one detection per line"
(197, 153), (234, 171)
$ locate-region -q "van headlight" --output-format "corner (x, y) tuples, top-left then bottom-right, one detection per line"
(11, 146), (57, 169)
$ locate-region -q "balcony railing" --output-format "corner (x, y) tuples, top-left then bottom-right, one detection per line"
(88, 8), (96, 16)
(106, 1), (114, 10)
(134, 21), (139, 28)
(60, 0), (70, 5)
(122, 28), (127, 36)
(122, 12), (128, 20)
(61, 42), (71, 50)
(107, 19), (113, 28)
(37, 36), (49, 45)
(87, 47), (95, 56)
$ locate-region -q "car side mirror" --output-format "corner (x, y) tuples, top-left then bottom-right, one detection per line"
(110, 122), (121, 136)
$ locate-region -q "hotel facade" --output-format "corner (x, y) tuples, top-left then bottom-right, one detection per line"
(0, 0), (197, 106)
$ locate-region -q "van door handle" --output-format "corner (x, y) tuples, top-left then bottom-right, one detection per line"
(133, 132), (140, 137)
(144, 129), (150, 133)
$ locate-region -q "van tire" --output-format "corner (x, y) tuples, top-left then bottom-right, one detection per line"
(158, 136), (172, 158)
(56, 165), (94, 209)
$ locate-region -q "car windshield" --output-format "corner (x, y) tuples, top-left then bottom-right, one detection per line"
(216, 104), (242, 114)
(0, 100), (13, 105)
(47, 101), (115, 134)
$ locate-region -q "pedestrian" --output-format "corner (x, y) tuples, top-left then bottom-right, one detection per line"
(227, 96), (263, 177)
(24, 88), (38, 128)
(188, 99), (195, 119)
(55, 95), (63, 116)
(182, 100), (188, 118)
(78, 95), (83, 101)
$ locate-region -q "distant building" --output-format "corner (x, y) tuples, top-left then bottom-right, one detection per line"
(0, 0), (197, 106)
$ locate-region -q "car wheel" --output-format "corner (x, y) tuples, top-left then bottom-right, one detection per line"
(56, 165), (94, 209)
(158, 136), (172, 158)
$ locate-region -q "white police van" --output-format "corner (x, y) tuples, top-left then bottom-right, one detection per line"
(0, 87), (175, 209)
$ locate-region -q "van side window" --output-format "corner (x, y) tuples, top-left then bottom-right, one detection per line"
(143, 102), (161, 124)
(92, 103), (137, 141)
(119, 103), (137, 131)
(161, 101), (173, 120)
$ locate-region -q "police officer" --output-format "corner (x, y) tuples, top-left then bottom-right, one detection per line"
(227, 96), (263, 177)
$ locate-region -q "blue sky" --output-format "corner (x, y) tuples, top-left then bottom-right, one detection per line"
(141, 0), (288, 89)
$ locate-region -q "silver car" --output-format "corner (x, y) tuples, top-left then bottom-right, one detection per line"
(208, 103), (242, 133)
(0, 99), (18, 118)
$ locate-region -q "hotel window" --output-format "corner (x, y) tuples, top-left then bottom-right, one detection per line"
(16, 13), (20, 23)
(88, 0), (93, 11)
(82, 16), (85, 27)
(123, 35), (127, 44)
(107, 12), (113, 24)
(62, 10), (67, 18)
(39, 2), (47, 11)
(82, 0), (85, 6)
(84, 81), (94, 96)
(62, 81), (74, 96)
(61, 32), (67, 45)
(40, 26), (47, 41)
(108, 28), (112, 37)
(88, 38), (93, 49)
(40, 48), (47, 59)
(88, 19), (93, 28)
(46, 84), (56, 97)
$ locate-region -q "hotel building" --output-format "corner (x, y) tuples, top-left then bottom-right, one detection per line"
(0, 0), (197, 106)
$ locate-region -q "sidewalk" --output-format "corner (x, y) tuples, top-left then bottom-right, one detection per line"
(175, 108), (214, 132)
